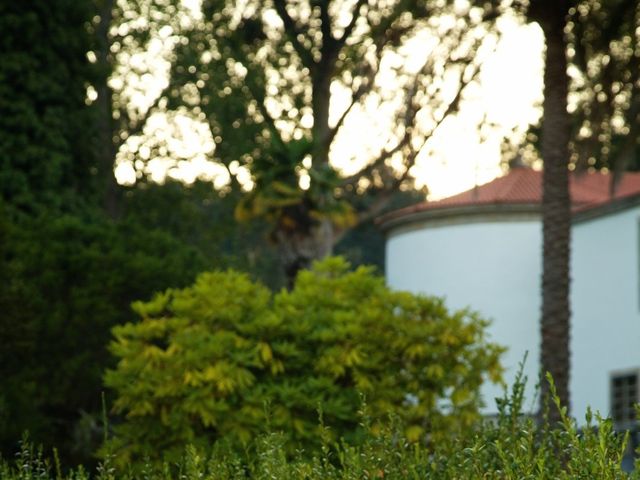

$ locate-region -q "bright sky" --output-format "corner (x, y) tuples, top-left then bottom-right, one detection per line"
(415, 16), (544, 199)
(113, 6), (545, 201)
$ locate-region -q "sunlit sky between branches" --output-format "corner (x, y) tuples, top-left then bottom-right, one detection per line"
(113, 4), (545, 201)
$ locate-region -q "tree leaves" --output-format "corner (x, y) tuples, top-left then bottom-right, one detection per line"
(159, 0), (501, 279)
(105, 257), (504, 467)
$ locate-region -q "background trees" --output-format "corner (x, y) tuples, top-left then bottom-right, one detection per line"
(0, 213), (208, 463)
(569, 0), (640, 176)
(0, 0), (263, 464)
(0, 0), (99, 213)
(0, 0), (207, 463)
(159, 0), (502, 284)
(518, 0), (640, 177)
(7, 0), (637, 466)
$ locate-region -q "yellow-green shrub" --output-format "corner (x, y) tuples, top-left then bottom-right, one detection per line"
(104, 257), (503, 465)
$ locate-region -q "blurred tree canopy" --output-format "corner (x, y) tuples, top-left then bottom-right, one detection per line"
(567, 0), (640, 176)
(0, 1), (210, 464)
(512, 0), (640, 179)
(0, 0), (256, 464)
(125, 0), (506, 284)
(0, 0), (99, 213)
(120, 179), (286, 287)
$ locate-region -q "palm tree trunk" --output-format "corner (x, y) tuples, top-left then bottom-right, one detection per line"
(533, 1), (572, 422)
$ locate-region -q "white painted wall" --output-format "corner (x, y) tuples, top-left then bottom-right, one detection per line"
(385, 218), (542, 413)
(571, 206), (640, 420)
(385, 206), (640, 421)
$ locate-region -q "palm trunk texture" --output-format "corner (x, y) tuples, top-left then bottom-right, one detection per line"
(534, 1), (572, 421)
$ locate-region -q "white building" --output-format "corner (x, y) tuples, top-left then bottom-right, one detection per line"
(380, 166), (640, 425)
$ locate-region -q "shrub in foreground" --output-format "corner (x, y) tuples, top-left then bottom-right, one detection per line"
(2, 375), (638, 479)
(104, 257), (503, 465)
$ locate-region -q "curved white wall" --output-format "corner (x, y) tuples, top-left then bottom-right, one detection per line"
(386, 217), (542, 413)
(571, 207), (640, 420)
(386, 206), (640, 421)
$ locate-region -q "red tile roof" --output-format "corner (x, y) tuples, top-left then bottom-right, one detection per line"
(380, 167), (640, 225)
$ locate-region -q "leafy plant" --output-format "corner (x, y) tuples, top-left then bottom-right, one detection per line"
(3, 371), (639, 478)
(0, 211), (207, 465)
(104, 257), (503, 466)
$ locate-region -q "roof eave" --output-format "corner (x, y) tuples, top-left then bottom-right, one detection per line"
(378, 193), (640, 233)
(378, 202), (542, 233)
(572, 193), (640, 224)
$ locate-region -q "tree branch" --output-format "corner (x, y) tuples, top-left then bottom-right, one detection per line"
(354, 165), (414, 226)
(222, 44), (288, 152)
(611, 95), (640, 191)
(340, 32), (491, 192)
(319, 1), (333, 51)
(601, 0), (637, 43)
(273, 0), (315, 68)
(401, 57), (486, 176)
(337, 0), (368, 46)
(339, 132), (412, 188)
(326, 62), (379, 147)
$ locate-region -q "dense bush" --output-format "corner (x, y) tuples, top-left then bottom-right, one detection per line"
(104, 257), (503, 466)
(2, 374), (638, 479)
(0, 211), (207, 464)
(120, 180), (286, 289)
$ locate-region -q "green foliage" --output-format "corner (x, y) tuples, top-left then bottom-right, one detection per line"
(233, 152), (356, 236)
(515, 0), (640, 173)
(166, 0), (495, 187)
(432, 370), (631, 478)
(120, 179), (285, 288)
(0, 208), (207, 465)
(0, 0), (222, 467)
(159, 0), (498, 279)
(0, 0), (99, 213)
(3, 373), (640, 478)
(567, 0), (640, 172)
(104, 257), (503, 466)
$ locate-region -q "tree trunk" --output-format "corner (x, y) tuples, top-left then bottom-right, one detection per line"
(273, 208), (334, 289)
(275, 28), (337, 288)
(95, 0), (120, 219)
(311, 68), (333, 168)
(311, 4), (337, 169)
(533, 1), (572, 422)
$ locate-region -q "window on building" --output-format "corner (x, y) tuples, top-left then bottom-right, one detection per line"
(611, 371), (639, 430)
